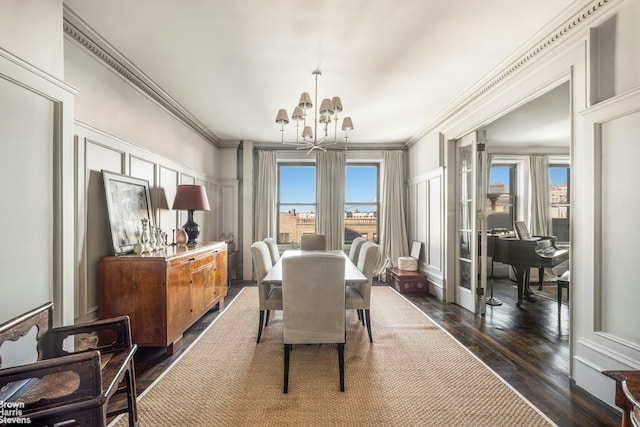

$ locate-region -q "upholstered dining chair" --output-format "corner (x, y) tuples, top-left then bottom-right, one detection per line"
(348, 236), (366, 263)
(345, 241), (379, 343)
(263, 237), (280, 265)
(300, 233), (326, 251)
(251, 241), (282, 344)
(282, 253), (346, 393)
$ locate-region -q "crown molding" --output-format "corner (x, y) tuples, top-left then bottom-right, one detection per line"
(63, 5), (221, 147)
(406, 0), (616, 147)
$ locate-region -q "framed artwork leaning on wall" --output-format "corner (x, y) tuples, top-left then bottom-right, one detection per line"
(102, 170), (154, 255)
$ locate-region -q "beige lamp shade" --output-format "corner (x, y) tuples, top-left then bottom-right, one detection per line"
(319, 98), (334, 115)
(302, 126), (313, 139)
(332, 96), (343, 113)
(292, 106), (304, 122)
(298, 92), (313, 109)
(275, 109), (289, 125)
(342, 117), (354, 131)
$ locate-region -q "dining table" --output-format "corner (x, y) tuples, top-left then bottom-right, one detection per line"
(261, 249), (368, 285)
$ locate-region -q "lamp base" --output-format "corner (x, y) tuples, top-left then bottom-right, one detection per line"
(183, 210), (200, 245)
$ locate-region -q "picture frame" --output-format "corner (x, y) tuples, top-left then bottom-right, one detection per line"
(410, 240), (422, 260)
(102, 170), (154, 255)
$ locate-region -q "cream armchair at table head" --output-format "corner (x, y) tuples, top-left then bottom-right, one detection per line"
(345, 241), (379, 343)
(300, 233), (326, 250)
(251, 241), (282, 344)
(282, 252), (346, 393)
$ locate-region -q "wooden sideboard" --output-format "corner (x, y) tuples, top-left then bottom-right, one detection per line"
(99, 241), (227, 354)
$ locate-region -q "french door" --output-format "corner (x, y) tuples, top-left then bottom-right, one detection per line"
(454, 131), (486, 313)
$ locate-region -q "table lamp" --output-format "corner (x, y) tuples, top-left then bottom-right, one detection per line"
(172, 184), (210, 244)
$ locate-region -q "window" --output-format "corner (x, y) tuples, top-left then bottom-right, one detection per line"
(345, 164), (379, 243)
(550, 165), (570, 243)
(278, 164), (315, 244)
(488, 165), (516, 231)
(277, 163), (379, 245)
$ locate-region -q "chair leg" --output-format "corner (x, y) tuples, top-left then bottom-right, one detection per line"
(124, 364), (139, 427)
(337, 343), (345, 392)
(284, 344), (291, 393)
(357, 310), (362, 320)
(257, 310), (265, 344)
(359, 309), (365, 326)
(364, 309), (373, 343)
(265, 309), (271, 326)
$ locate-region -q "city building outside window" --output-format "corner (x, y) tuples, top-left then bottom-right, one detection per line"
(488, 165), (516, 232)
(278, 164), (316, 244)
(550, 165), (570, 243)
(345, 164), (379, 243)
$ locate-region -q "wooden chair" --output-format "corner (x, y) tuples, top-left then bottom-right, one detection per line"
(282, 253), (346, 393)
(0, 302), (138, 427)
(300, 234), (326, 251)
(345, 242), (379, 342)
(603, 370), (640, 427)
(251, 241), (282, 344)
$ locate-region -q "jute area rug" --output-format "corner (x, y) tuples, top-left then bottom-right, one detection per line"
(113, 287), (553, 426)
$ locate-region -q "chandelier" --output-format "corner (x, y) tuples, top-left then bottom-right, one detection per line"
(275, 71), (354, 153)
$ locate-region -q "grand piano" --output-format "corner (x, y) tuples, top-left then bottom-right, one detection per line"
(492, 224), (569, 306)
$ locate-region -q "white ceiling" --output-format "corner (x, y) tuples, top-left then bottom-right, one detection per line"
(63, 0), (575, 147)
(483, 81), (570, 148)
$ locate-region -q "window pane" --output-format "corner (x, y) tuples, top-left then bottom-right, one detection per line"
(345, 165), (378, 243)
(346, 166), (377, 202)
(488, 166), (515, 231)
(550, 166), (570, 242)
(280, 166), (315, 203)
(278, 165), (315, 244)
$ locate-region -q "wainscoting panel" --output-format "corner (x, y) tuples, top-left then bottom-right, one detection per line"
(407, 167), (445, 298)
(220, 181), (238, 241)
(80, 139), (125, 323)
(158, 166), (180, 237)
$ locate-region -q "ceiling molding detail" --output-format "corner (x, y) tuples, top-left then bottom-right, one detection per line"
(63, 6), (221, 147)
(406, 0), (614, 146)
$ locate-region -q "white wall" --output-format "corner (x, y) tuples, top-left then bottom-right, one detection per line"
(0, 1), (76, 329)
(0, 0), (64, 79)
(0, 77), (54, 320)
(64, 40), (218, 176)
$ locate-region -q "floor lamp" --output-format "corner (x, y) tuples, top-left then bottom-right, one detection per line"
(486, 193), (503, 306)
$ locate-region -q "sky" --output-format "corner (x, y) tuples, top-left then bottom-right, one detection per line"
(279, 165), (377, 212)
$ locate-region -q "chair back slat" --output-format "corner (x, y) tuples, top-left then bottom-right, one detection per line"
(0, 302), (52, 367)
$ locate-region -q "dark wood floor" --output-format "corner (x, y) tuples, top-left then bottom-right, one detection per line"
(121, 279), (621, 427)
